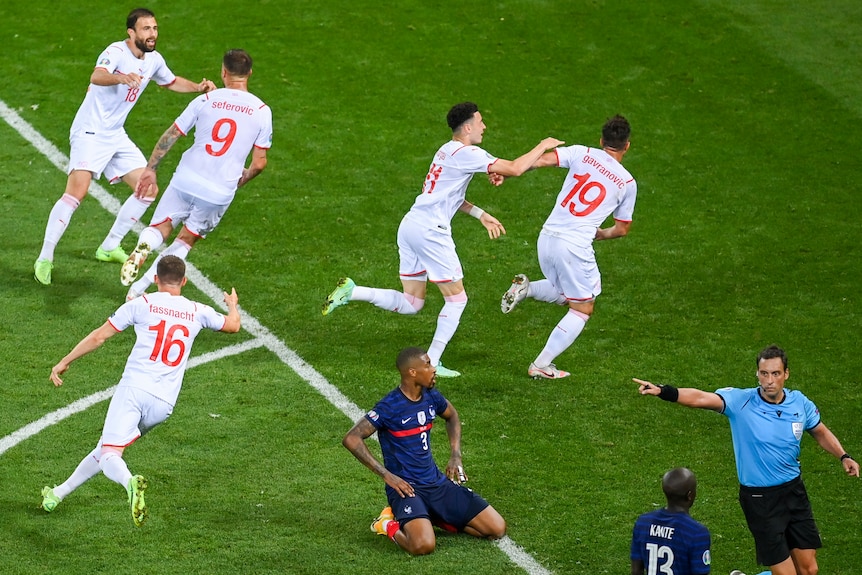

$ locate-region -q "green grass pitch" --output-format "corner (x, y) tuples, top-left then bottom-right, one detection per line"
(1, 1), (860, 574)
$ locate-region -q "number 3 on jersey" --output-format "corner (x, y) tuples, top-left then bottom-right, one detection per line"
(149, 320), (190, 367)
(560, 172), (606, 217)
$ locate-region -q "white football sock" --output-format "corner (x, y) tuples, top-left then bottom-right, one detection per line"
(99, 195), (153, 252)
(99, 451), (133, 488)
(38, 194), (80, 261)
(54, 445), (102, 500)
(137, 226), (166, 253)
(427, 293), (468, 365)
(528, 279), (567, 305)
(351, 286), (425, 315)
(534, 309), (589, 367)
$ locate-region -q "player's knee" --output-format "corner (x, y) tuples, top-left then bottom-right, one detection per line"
(406, 535), (436, 556)
(488, 517), (507, 540)
(403, 293), (425, 314)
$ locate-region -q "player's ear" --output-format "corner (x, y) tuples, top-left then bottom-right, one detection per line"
(181, 276), (188, 287)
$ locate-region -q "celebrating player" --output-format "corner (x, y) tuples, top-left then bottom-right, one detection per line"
(34, 8), (216, 285)
(41, 256), (241, 526)
(342, 346), (506, 555)
(500, 115), (637, 379)
(323, 102), (563, 377)
(635, 345), (860, 575)
(120, 49), (271, 301)
(631, 467), (711, 575)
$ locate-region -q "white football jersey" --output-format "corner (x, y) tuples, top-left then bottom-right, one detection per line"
(168, 88), (273, 204)
(70, 41), (176, 135)
(404, 140), (498, 233)
(108, 291), (226, 405)
(541, 145), (637, 248)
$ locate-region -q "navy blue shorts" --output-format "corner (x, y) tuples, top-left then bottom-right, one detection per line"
(739, 476), (822, 566)
(386, 479), (489, 531)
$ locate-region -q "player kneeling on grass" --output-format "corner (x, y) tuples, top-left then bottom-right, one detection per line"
(342, 346), (506, 555)
(41, 255), (241, 526)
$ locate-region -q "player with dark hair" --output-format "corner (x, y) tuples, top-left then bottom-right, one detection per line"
(631, 467), (711, 575)
(500, 114), (636, 379)
(41, 255), (241, 525)
(342, 346), (506, 555)
(121, 48), (271, 300)
(34, 8), (216, 285)
(635, 345), (859, 575)
(323, 103), (563, 377)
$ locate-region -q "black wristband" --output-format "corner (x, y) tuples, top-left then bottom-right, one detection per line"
(840, 453), (854, 462)
(658, 384), (679, 402)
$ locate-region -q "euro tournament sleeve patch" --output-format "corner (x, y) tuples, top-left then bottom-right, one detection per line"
(99, 58), (110, 66)
(366, 409), (379, 422)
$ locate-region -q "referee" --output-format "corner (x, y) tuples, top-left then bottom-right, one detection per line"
(634, 345), (859, 575)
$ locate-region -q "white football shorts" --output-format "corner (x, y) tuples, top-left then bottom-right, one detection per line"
(150, 184), (231, 238)
(537, 231), (602, 303)
(397, 217), (463, 283)
(101, 385), (174, 449)
(68, 130), (146, 183)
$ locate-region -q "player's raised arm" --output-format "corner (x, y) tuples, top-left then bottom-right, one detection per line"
(633, 378), (724, 411)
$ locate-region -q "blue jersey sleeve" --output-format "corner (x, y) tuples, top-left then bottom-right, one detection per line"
(799, 391), (821, 430)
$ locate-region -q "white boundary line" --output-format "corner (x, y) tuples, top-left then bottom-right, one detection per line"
(0, 99), (552, 575)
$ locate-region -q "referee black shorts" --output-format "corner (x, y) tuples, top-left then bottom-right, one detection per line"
(739, 476), (822, 566)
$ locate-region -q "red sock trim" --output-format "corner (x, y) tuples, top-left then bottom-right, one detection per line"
(385, 520), (400, 539)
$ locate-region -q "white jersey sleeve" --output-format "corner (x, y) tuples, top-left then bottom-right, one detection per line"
(405, 140), (498, 231)
(168, 88), (273, 204)
(70, 41), (176, 135)
(108, 291), (226, 405)
(541, 145), (637, 247)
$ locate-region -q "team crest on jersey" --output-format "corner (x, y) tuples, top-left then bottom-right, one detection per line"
(417, 411), (426, 425)
(367, 409), (379, 422)
(792, 422), (804, 440)
(99, 58), (110, 66)
(404, 505), (413, 515)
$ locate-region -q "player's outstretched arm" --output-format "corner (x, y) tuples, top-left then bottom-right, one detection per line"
(50, 322), (119, 387)
(490, 137), (564, 177)
(633, 378), (724, 411)
(168, 76), (217, 93)
(343, 418), (415, 498)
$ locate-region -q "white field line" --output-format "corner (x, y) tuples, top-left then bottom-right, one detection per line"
(0, 340), (264, 457)
(0, 99), (552, 575)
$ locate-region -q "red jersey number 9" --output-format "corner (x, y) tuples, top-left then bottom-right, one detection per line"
(206, 118), (238, 157)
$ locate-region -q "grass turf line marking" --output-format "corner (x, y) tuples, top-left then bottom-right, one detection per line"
(0, 99), (552, 575)
(0, 339), (265, 458)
